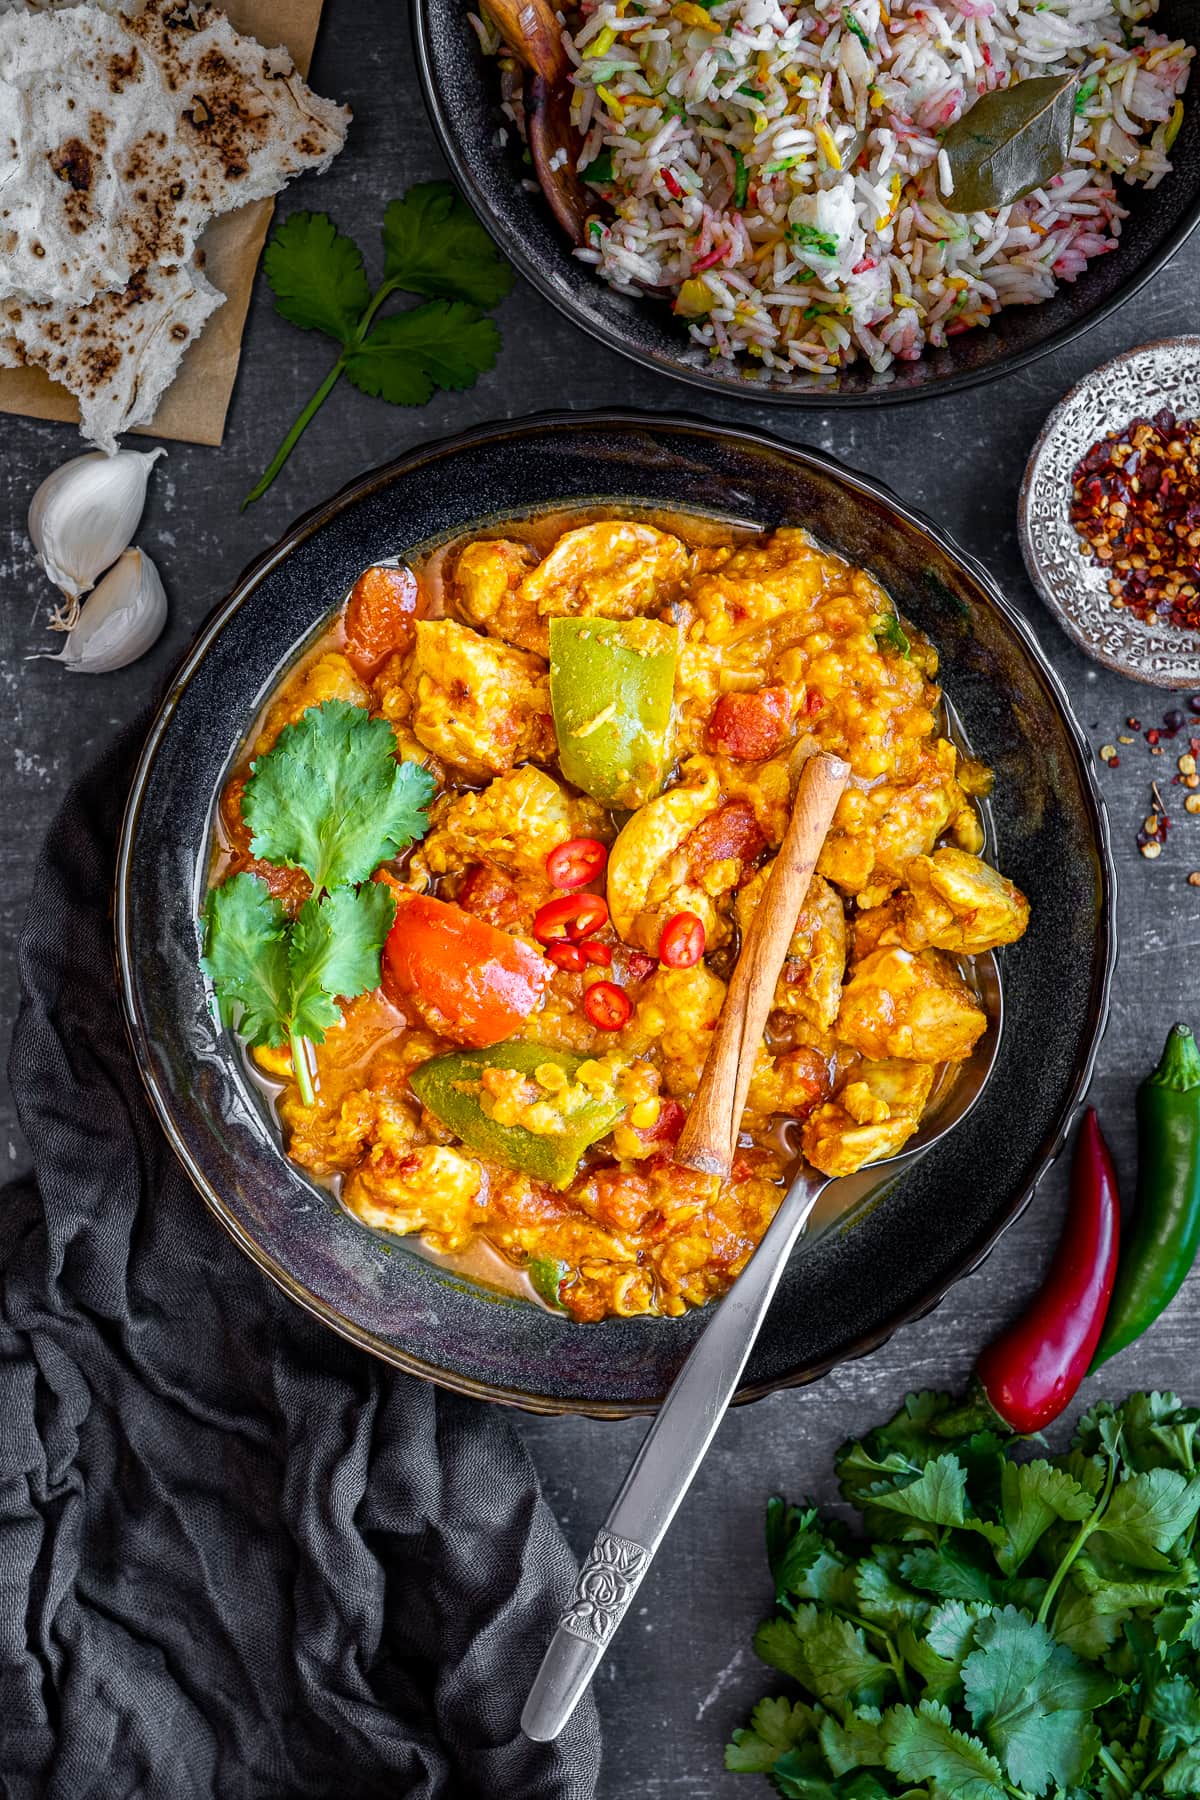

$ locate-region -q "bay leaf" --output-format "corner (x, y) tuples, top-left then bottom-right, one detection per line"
(941, 71), (1078, 213)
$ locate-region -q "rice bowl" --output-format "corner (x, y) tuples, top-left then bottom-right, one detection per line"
(474, 0), (1193, 382)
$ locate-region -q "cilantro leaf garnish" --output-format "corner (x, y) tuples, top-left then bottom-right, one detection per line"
(262, 211), (371, 344)
(380, 182), (514, 308)
(242, 700), (435, 890)
(343, 302), (501, 406)
(287, 882), (397, 1041)
(729, 1390), (1200, 1800)
(203, 873), (396, 1106)
(201, 871), (292, 1047)
(245, 182), (513, 507)
(874, 611), (912, 657)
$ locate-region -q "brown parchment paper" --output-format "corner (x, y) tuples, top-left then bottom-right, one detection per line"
(0, 0), (331, 447)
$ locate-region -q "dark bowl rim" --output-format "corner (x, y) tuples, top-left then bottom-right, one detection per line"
(114, 408), (1118, 1417)
(1017, 332), (1200, 689)
(409, 0), (1200, 409)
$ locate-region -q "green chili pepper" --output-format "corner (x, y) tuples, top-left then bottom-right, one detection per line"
(549, 615), (677, 809)
(409, 1040), (625, 1189)
(737, 83), (765, 100)
(787, 221), (839, 258)
(732, 147), (749, 207)
(1091, 1023), (1200, 1368)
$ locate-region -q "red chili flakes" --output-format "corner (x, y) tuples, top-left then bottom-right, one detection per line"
(1070, 410), (1200, 632)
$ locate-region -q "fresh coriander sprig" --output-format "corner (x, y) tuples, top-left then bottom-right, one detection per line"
(243, 183), (514, 507)
(202, 702), (434, 1103)
(729, 1388), (1200, 1800)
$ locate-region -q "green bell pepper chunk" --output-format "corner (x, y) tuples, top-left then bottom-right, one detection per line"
(409, 1040), (625, 1189)
(528, 1257), (569, 1309)
(549, 616), (677, 810)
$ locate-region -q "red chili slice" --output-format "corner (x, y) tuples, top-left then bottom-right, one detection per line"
(533, 892), (609, 944)
(659, 911), (706, 968)
(584, 981), (633, 1031)
(581, 940), (612, 967)
(548, 942), (587, 972)
(545, 836), (608, 890)
(707, 685), (792, 761)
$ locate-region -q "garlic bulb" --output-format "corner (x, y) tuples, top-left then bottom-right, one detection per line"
(38, 548), (168, 674)
(28, 447), (165, 606)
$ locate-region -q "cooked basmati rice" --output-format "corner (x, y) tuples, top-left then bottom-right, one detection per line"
(478, 0), (1192, 379)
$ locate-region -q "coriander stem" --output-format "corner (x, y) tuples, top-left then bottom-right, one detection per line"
(290, 1027), (317, 1107)
(1097, 1745), (1134, 1796)
(353, 274), (403, 344)
(242, 358), (346, 509)
(1035, 1446), (1119, 1627)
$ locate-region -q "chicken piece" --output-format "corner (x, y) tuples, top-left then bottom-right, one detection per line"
(623, 962), (726, 1099)
(520, 521), (688, 645)
(898, 848), (1030, 955)
(253, 651), (370, 757)
(818, 738), (967, 906)
(415, 766), (607, 889)
(837, 947), (987, 1063)
(343, 1143), (487, 1250)
(455, 522), (687, 657)
(801, 1059), (936, 1178)
(744, 1045), (832, 1125)
(735, 865), (846, 1032)
(850, 899), (903, 964)
(686, 528), (834, 645)
(407, 619), (554, 778)
(606, 757), (767, 953)
(453, 538), (541, 652)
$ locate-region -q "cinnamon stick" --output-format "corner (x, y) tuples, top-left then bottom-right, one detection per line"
(673, 751), (850, 1181)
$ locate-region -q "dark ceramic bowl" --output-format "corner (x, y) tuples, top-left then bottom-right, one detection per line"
(116, 412), (1115, 1416)
(412, 0), (1199, 405)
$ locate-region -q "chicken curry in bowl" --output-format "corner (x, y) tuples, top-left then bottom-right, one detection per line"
(201, 510), (1028, 1323)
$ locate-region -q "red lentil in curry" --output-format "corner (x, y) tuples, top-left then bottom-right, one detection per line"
(207, 510), (1030, 1322)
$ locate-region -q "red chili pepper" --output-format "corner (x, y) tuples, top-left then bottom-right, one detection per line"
(581, 940), (612, 967)
(975, 1108), (1120, 1433)
(692, 246), (726, 273)
(661, 167), (684, 199)
(851, 256), (877, 274)
(548, 942), (587, 972)
(533, 893), (609, 944)
(584, 981), (632, 1031)
(659, 911), (706, 969)
(546, 836), (608, 889)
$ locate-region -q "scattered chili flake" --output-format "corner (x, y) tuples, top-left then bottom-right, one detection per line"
(1148, 729), (1161, 744)
(1128, 716), (1142, 729)
(1070, 410), (1200, 633)
(1190, 871), (1200, 885)
(1099, 742), (1117, 760)
(1188, 796), (1200, 815)
(1109, 755), (1120, 767)
(1143, 842), (1163, 859)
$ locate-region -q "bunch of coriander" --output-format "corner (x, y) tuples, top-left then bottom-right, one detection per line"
(729, 1390), (1200, 1799)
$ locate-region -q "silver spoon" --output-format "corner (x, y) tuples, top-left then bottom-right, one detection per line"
(521, 950), (1003, 1742)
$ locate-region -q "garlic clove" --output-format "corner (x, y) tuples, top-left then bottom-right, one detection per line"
(28, 446), (165, 605)
(35, 547), (168, 674)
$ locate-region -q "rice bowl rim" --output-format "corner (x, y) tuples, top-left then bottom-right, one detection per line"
(411, 0), (1200, 407)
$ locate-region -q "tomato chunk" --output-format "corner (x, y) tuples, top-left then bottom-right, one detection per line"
(684, 800), (766, 880)
(219, 775), (312, 916)
(382, 892), (550, 1047)
(455, 860), (524, 931)
(707, 685), (792, 760)
(343, 564), (424, 677)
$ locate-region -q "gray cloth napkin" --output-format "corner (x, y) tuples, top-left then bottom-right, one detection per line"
(0, 728), (601, 1799)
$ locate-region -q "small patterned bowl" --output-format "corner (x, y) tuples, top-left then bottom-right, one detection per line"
(1019, 336), (1200, 690)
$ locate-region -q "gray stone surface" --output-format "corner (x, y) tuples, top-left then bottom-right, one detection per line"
(0, 1), (1197, 1792)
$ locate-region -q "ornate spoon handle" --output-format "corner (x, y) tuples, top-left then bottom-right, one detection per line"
(520, 1164), (831, 1742)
